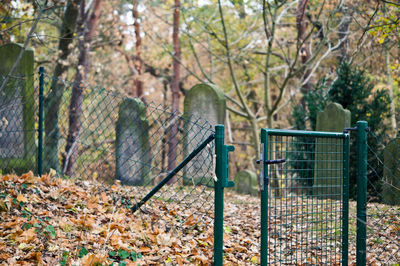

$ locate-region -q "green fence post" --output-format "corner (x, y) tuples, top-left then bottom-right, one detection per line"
(356, 121), (368, 266)
(214, 125), (234, 266)
(342, 133), (350, 266)
(38, 66), (44, 176)
(260, 129), (268, 266)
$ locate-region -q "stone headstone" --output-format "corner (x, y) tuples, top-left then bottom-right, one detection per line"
(313, 102), (350, 199)
(382, 138), (400, 205)
(0, 43), (35, 174)
(115, 98), (151, 185)
(183, 84), (226, 185)
(234, 170), (258, 196)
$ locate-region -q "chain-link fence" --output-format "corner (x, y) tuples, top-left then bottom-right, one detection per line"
(1, 70), (228, 263)
(0, 73), (37, 175)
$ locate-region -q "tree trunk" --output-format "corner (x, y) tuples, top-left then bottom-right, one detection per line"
(296, 0), (312, 105)
(44, 0), (81, 173)
(133, 0), (144, 98)
(167, 0), (181, 178)
(64, 0), (102, 176)
(337, 4), (352, 64)
(385, 42), (397, 136)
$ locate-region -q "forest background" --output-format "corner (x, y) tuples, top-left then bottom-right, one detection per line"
(0, 0), (399, 178)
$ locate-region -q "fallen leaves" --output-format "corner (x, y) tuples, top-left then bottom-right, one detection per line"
(0, 172), (215, 265)
(1, 172), (398, 265)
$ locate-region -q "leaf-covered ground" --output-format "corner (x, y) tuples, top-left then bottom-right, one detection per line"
(0, 172), (399, 265)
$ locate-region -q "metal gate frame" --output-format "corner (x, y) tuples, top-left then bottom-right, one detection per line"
(260, 128), (350, 265)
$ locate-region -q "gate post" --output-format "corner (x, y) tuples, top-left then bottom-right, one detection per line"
(38, 66), (44, 176)
(214, 125), (234, 266)
(342, 133), (350, 266)
(356, 121), (368, 266)
(260, 129), (268, 266)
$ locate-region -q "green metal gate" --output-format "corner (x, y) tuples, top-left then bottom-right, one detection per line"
(260, 129), (350, 265)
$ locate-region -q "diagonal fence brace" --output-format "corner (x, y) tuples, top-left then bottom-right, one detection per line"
(131, 133), (216, 213)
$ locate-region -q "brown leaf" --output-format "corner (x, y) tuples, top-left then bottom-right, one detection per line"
(139, 246), (151, 253)
(81, 253), (107, 266)
(40, 174), (52, 186)
(183, 214), (197, 226)
(18, 171), (37, 184)
(0, 253), (11, 260)
(24, 251), (43, 264)
(17, 228), (37, 243)
(193, 254), (209, 265)
(109, 223), (124, 233)
(176, 255), (184, 266)
(156, 233), (172, 246)
(100, 192), (109, 202)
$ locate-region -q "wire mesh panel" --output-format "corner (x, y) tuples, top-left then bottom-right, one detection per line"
(362, 131), (400, 264)
(260, 129), (349, 265)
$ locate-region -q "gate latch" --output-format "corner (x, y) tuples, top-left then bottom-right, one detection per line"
(257, 155), (286, 191)
(344, 126), (370, 133)
(256, 158), (286, 165)
(344, 127), (357, 133)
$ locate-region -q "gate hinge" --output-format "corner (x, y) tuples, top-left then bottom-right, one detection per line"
(223, 144), (235, 188)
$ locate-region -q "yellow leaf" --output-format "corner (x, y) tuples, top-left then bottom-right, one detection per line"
(251, 256), (259, 264)
(92, 172), (98, 181)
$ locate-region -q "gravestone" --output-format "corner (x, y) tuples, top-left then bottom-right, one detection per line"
(313, 102), (350, 199)
(0, 43), (35, 174)
(183, 84), (226, 185)
(382, 138), (400, 205)
(115, 98), (151, 185)
(234, 170), (258, 196)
